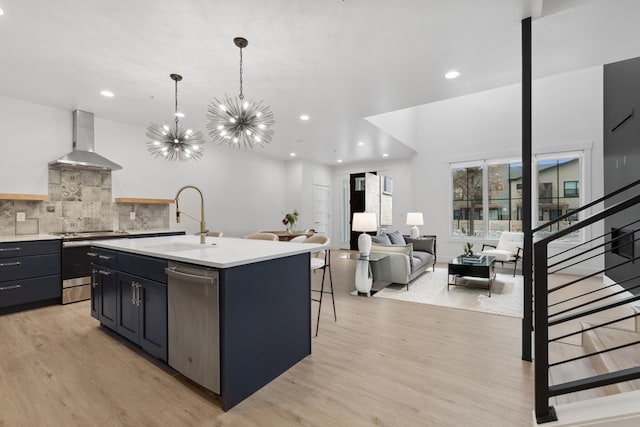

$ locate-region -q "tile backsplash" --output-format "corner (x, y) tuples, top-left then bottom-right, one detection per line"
(0, 167), (169, 236)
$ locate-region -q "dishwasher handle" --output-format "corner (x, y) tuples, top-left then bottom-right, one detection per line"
(165, 267), (215, 285)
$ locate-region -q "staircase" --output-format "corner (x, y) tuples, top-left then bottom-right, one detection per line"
(529, 179), (640, 424)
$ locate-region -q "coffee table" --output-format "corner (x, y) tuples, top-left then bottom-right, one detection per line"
(447, 255), (496, 297)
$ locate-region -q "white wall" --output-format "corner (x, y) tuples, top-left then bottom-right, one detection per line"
(0, 96), (291, 238)
(283, 159), (333, 233)
(406, 65), (604, 272)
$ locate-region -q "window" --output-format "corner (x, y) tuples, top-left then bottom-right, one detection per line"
(564, 180), (579, 198)
(450, 152), (582, 240)
(451, 165), (483, 237)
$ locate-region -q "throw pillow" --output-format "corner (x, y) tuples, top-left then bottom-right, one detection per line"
(387, 230), (406, 245)
(372, 234), (391, 245)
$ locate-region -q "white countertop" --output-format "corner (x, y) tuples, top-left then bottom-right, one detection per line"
(0, 234), (61, 243)
(90, 235), (326, 268)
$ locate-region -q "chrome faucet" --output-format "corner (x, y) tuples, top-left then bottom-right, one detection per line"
(175, 185), (207, 244)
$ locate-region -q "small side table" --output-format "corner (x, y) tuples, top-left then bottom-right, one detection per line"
(345, 253), (390, 297)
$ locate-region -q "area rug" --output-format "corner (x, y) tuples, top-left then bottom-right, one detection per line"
(373, 267), (523, 318)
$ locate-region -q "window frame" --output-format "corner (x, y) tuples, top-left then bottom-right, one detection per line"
(449, 148), (588, 243)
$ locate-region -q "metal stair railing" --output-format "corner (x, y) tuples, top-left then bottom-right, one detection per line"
(532, 181), (640, 424)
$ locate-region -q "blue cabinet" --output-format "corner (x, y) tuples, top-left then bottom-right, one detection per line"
(90, 246), (168, 362)
(0, 239), (61, 311)
(89, 248), (118, 331)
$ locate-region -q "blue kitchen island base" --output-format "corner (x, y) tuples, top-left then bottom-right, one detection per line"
(89, 235), (318, 412)
(220, 252), (311, 410)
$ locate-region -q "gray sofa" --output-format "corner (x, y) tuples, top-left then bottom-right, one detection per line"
(370, 231), (437, 290)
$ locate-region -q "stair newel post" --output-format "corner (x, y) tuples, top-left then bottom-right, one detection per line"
(534, 239), (557, 423)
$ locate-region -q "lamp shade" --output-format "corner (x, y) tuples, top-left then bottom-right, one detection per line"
(406, 212), (424, 226)
(352, 212), (377, 232)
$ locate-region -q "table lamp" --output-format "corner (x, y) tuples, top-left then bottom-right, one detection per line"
(406, 212), (424, 239)
(352, 212), (377, 256)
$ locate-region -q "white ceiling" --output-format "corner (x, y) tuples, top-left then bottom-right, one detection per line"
(0, 0), (639, 165)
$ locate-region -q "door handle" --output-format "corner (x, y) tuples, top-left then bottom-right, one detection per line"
(92, 269), (98, 288)
(99, 269), (111, 276)
(0, 284), (22, 291)
(87, 252), (98, 257)
(98, 255), (112, 260)
(135, 283), (142, 306)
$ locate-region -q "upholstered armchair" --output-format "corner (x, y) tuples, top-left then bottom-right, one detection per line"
(481, 231), (523, 276)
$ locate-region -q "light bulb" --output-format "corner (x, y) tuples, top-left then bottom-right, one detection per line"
(185, 153), (191, 158)
(246, 130), (252, 135)
(258, 124), (266, 129)
(175, 112), (184, 118)
(161, 147), (168, 152)
(220, 130), (227, 136)
(163, 124), (170, 131)
(230, 117), (236, 123)
(163, 152), (168, 157)
(192, 145), (199, 150)
(217, 125), (223, 130)
(153, 141), (160, 145)
(233, 137), (238, 143)
(174, 139), (179, 143)
(255, 136), (261, 142)
(256, 112), (262, 117)
(243, 101), (249, 109)
(219, 104), (226, 111)
(186, 129), (192, 135)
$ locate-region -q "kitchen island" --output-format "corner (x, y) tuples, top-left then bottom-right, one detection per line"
(90, 235), (324, 411)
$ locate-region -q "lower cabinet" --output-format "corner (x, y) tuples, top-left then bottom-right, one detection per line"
(89, 247), (168, 362)
(116, 272), (168, 362)
(90, 265), (117, 330)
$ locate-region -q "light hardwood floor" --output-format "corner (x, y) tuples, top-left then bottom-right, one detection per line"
(0, 251), (535, 426)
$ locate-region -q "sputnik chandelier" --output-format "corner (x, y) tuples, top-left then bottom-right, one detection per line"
(146, 74), (205, 161)
(207, 37), (275, 149)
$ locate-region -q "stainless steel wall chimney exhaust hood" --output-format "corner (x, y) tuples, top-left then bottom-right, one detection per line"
(49, 110), (122, 170)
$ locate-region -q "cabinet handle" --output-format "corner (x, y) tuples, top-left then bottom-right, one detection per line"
(0, 247), (21, 252)
(98, 255), (111, 260)
(99, 270), (111, 276)
(0, 261), (21, 267)
(135, 283), (142, 306)
(131, 282), (137, 305)
(87, 252), (98, 257)
(91, 269), (98, 288)
(0, 284), (22, 291)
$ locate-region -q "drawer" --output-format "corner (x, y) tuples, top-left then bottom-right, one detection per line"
(0, 254), (61, 281)
(87, 248), (117, 269)
(0, 240), (61, 259)
(118, 252), (167, 284)
(0, 275), (61, 308)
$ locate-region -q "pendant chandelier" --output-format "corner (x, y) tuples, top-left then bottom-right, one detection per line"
(207, 37), (275, 149)
(146, 74), (205, 161)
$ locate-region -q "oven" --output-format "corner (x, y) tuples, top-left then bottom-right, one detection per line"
(57, 231), (129, 304)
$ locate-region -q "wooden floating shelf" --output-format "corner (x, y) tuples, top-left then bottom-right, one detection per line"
(0, 193), (48, 201)
(115, 197), (174, 204)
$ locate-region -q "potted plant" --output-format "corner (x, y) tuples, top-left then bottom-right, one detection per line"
(463, 242), (474, 256)
(282, 209), (299, 233)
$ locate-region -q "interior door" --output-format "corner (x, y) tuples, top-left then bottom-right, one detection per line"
(312, 184), (329, 235)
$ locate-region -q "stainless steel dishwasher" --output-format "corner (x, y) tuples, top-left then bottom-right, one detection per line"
(166, 261), (220, 394)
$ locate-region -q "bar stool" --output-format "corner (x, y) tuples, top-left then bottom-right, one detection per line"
(304, 235), (336, 336)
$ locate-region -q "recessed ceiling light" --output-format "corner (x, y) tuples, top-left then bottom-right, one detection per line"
(299, 114), (310, 121)
(357, 141), (365, 146)
(289, 152), (296, 157)
(337, 159), (343, 163)
(100, 90), (114, 97)
(445, 70), (460, 79)
(382, 153), (389, 157)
